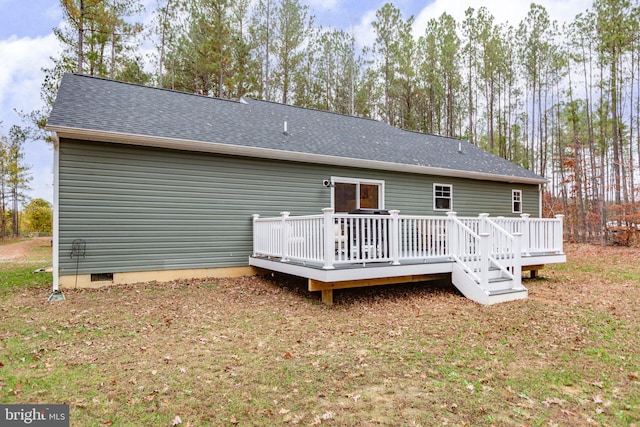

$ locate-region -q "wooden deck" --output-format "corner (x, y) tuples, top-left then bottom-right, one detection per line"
(251, 209), (565, 305)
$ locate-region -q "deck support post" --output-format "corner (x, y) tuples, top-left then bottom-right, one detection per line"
(321, 289), (333, 305)
(513, 232), (523, 288)
(280, 211), (290, 262)
(520, 214), (531, 255)
(389, 210), (401, 265)
(478, 213), (490, 234)
(322, 208), (335, 270)
(554, 215), (564, 253)
(479, 233), (490, 288)
(446, 212), (458, 257)
(252, 214), (260, 256)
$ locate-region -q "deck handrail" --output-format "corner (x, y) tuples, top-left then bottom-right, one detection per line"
(447, 213), (523, 290)
(252, 212), (326, 265)
(332, 211), (394, 266)
(252, 209), (563, 271)
(447, 212), (484, 285)
(483, 214), (522, 288)
(398, 215), (449, 260)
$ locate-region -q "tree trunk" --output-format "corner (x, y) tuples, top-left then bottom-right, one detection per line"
(610, 48), (622, 209)
(568, 66), (586, 241)
(110, 31), (116, 79)
(78, 0), (84, 74)
(11, 186), (18, 237)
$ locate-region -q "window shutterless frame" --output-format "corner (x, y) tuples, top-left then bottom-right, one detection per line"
(433, 183), (452, 211)
(331, 177), (384, 212)
(512, 189), (523, 214)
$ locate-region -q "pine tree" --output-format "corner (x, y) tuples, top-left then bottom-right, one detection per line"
(271, 0), (313, 104)
(371, 3), (413, 126)
(3, 126), (31, 238)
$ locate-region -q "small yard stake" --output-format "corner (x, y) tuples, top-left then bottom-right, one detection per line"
(70, 239), (86, 289)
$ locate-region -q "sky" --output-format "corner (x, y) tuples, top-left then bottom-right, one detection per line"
(0, 0), (593, 205)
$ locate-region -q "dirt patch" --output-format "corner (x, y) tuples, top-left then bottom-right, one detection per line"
(0, 237), (51, 262)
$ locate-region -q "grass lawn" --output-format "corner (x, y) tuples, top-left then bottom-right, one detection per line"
(0, 241), (638, 426)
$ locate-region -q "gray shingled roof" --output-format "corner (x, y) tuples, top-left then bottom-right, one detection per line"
(47, 73), (545, 184)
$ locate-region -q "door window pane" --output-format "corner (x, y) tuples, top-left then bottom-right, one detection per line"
(335, 182), (357, 212)
(360, 184), (379, 209)
(333, 180), (382, 212)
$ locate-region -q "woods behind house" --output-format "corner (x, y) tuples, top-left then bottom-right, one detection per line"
(11, 0), (640, 244)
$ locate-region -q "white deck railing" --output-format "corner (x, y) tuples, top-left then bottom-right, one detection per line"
(252, 209), (564, 270)
(399, 215), (449, 260)
(448, 213), (483, 282)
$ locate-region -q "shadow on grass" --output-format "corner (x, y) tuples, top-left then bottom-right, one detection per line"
(335, 279), (462, 307)
(263, 272), (462, 307)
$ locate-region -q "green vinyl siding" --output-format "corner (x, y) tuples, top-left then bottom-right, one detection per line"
(58, 138), (540, 276)
(379, 173), (539, 218)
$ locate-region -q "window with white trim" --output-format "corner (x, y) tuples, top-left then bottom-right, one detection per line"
(512, 190), (522, 213)
(433, 184), (452, 211)
(332, 177), (384, 213)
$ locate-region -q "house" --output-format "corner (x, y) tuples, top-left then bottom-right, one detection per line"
(46, 73), (565, 305)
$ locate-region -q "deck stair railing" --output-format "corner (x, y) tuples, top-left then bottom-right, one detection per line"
(447, 212), (522, 290)
(482, 214), (522, 288)
(446, 212), (484, 284)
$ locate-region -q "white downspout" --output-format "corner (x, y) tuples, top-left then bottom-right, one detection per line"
(50, 133), (62, 298)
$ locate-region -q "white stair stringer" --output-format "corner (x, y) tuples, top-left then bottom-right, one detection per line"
(451, 262), (528, 305)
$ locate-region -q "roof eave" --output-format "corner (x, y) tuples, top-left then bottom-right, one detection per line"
(46, 126), (548, 185)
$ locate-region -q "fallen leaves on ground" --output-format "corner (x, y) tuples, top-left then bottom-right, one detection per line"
(1, 243), (638, 426)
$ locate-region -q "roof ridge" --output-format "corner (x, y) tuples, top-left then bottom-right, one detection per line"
(69, 73), (242, 105)
(402, 127), (471, 143)
(243, 96), (471, 144)
(242, 96), (382, 124)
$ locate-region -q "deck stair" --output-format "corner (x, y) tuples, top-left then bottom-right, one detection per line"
(448, 213), (527, 305)
(451, 260), (527, 305)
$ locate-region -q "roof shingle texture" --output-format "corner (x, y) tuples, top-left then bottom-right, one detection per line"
(48, 73), (543, 182)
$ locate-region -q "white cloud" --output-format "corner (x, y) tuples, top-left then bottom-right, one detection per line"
(346, 0), (594, 50)
(0, 33), (60, 121)
(349, 8), (378, 49)
(306, 0), (341, 11)
(0, 32), (60, 203)
(412, 0), (594, 38)
(44, 2), (63, 22)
